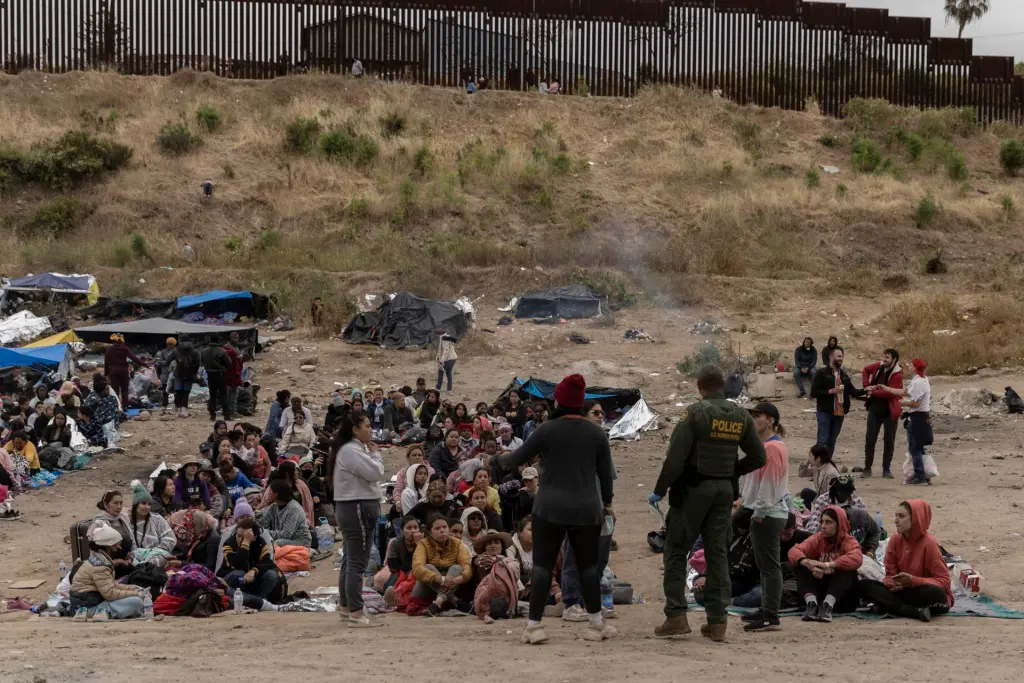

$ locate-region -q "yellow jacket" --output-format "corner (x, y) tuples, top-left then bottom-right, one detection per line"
(412, 535), (471, 585)
(4, 440), (39, 470)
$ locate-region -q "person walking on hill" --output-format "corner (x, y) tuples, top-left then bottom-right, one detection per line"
(648, 365), (766, 642)
(810, 348), (866, 457)
(861, 349), (904, 479)
(793, 337), (817, 399)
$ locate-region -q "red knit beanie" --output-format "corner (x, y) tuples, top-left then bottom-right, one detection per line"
(554, 373), (587, 409)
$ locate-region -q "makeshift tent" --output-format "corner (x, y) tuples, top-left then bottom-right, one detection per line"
(80, 296), (177, 320)
(0, 310), (52, 346)
(0, 344), (72, 377)
(497, 377), (641, 413)
(24, 330), (81, 347)
(5, 273), (100, 305)
(175, 290), (271, 320)
(514, 285), (604, 319)
(343, 292), (470, 349)
(607, 398), (660, 441)
(74, 318), (257, 350)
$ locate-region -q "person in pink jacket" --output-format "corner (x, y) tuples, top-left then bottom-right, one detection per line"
(789, 505), (863, 622)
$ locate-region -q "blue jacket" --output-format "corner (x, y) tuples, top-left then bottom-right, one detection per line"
(265, 401), (285, 439)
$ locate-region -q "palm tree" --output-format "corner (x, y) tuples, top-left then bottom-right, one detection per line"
(944, 0), (990, 39)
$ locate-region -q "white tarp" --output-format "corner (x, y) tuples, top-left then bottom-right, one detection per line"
(0, 310), (52, 346)
(608, 397), (660, 441)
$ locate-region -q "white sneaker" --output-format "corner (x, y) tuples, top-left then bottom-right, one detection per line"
(348, 613), (383, 628)
(580, 623), (618, 641)
(602, 606), (617, 619)
(72, 607), (90, 622)
(562, 604), (588, 622)
(520, 624), (548, 644)
(91, 605), (110, 622)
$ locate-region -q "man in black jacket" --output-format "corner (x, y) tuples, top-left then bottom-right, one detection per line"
(793, 337), (817, 399)
(201, 338), (232, 421)
(809, 348), (866, 456)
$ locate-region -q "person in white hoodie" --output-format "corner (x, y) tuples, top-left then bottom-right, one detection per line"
(435, 330), (458, 392)
(329, 412), (385, 628)
(400, 463), (430, 515)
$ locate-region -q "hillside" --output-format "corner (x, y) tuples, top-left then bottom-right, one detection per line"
(1, 70), (1023, 370)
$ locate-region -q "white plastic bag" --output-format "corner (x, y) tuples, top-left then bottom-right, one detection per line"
(902, 452), (939, 481)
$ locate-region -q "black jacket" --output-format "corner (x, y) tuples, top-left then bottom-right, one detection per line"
(428, 443), (459, 479)
(201, 345), (231, 374)
(810, 366), (866, 415)
(794, 345), (817, 371)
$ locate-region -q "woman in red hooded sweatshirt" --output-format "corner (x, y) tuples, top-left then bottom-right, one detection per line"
(788, 505), (863, 622)
(858, 499), (952, 621)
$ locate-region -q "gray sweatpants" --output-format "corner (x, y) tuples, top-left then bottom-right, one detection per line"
(749, 515), (787, 616)
(335, 500), (380, 614)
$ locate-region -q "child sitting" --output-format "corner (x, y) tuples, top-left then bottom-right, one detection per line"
(472, 530), (518, 622)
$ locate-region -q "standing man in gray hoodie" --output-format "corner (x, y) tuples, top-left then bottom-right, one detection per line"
(329, 411), (385, 628)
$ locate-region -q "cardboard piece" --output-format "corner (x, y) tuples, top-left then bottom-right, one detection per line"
(10, 579), (46, 590)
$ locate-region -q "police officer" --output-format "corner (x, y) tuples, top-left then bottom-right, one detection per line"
(648, 364), (767, 641)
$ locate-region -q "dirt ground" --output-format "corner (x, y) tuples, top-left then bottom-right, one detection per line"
(2, 302), (1024, 683)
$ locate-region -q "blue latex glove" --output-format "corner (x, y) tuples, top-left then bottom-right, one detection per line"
(648, 492), (663, 506)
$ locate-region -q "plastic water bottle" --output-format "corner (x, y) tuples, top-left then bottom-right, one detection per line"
(874, 510), (884, 530)
(58, 560), (67, 579)
(233, 589), (244, 614)
(142, 592), (154, 620)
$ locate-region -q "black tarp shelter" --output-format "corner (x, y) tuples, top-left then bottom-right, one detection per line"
(75, 318), (257, 351)
(514, 285), (604, 319)
(80, 297), (177, 320)
(343, 292), (469, 349)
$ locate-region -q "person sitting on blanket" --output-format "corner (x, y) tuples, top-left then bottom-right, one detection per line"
(93, 489), (135, 574)
(457, 467), (503, 516)
(464, 488), (504, 533)
(257, 460), (314, 527)
(408, 478), (460, 526)
(505, 515), (562, 607)
(258, 479), (312, 547)
(799, 445), (840, 510)
(400, 462), (431, 515)
(173, 456), (212, 511)
(70, 522), (147, 621)
(380, 515), (423, 602)
(806, 473), (880, 557)
(0, 430), (39, 490)
(412, 514), (472, 616)
(693, 506), (762, 609)
(244, 431), (272, 483)
(393, 445), (433, 511)
(472, 529), (516, 621)
(198, 461), (229, 522)
(219, 500), (285, 611)
(805, 473), (868, 533)
(124, 483), (177, 568)
(76, 406), (108, 448)
(219, 452), (257, 506)
(169, 508), (221, 571)
(858, 499), (953, 622)
(150, 475), (183, 518)
(789, 505), (864, 622)
(298, 454), (328, 513)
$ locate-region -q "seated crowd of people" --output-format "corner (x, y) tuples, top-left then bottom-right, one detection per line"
(45, 377), (620, 625)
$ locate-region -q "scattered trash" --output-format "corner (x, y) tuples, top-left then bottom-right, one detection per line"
(568, 333), (592, 345)
(820, 165), (840, 174)
(497, 316), (514, 326)
(624, 328), (653, 342)
(689, 320), (727, 335)
(932, 329), (958, 336)
(497, 297), (519, 312)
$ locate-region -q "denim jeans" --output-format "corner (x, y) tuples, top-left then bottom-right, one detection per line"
(794, 367), (815, 395)
(815, 411), (845, 456)
(436, 360), (456, 392)
(906, 413), (928, 480)
(91, 596), (144, 619)
(560, 531), (613, 607)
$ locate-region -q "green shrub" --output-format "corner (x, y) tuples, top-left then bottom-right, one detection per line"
(1001, 194), (1016, 219)
(130, 232), (154, 262)
(676, 341), (733, 376)
(842, 98), (908, 132)
(818, 135), (837, 148)
(732, 120), (763, 159)
(21, 196), (90, 237)
(319, 130), (356, 160)
(353, 135), (379, 166)
(224, 235), (243, 252)
(284, 117), (322, 153)
(918, 107), (978, 140)
(851, 138), (884, 173)
(945, 149), (969, 183)
(156, 122), (202, 155)
(914, 195), (941, 228)
(805, 168), (821, 188)
(549, 153), (572, 175)
(0, 131), (132, 189)
(258, 230), (282, 250)
(903, 132), (926, 161)
(379, 112), (407, 138)
(347, 198), (369, 219)
(836, 183), (848, 198)
(195, 104), (222, 132)
(413, 145), (435, 177)
(1000, 139), (1024, 176)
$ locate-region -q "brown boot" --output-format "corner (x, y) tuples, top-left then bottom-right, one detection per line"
(700, 623), (727, 642)
(654, 614), (692, 638)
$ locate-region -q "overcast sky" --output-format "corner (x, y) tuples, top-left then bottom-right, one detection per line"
(824, 0), (1023, 61)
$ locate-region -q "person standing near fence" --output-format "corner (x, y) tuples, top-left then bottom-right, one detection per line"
(435, 330), (458, 393)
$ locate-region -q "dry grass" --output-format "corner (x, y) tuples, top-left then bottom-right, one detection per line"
(0, 72), (1022, 315)
(885, 294), (1024, 374)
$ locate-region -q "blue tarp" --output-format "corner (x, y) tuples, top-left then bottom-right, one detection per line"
(0, 344), (69, 371)
(513, 377), (619, 400)
(176, 290), (252, 309)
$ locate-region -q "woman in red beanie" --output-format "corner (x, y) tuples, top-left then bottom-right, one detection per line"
(496, 374), (616, 645)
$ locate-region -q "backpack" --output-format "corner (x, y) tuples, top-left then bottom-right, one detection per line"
(175, 590), (226, 618)
(647, 529), (666, 554)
